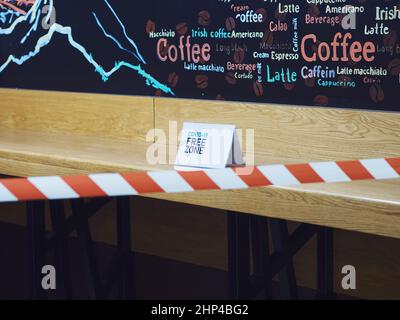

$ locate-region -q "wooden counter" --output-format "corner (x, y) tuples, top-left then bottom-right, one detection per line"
(0, 88), (399, 239)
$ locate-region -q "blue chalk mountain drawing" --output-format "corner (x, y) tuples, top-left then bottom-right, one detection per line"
(0, 0), (174, 95)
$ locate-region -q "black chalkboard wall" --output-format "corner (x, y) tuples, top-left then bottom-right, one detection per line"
(0, 0), (399, 111)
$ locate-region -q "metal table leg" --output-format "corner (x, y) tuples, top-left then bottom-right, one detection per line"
(227, 211), (250, 299)
(250, 216), (273, 299)
(116, 196), (135, 300)
(70, 199), (101, 299)
(26, 200), (46, 300)
(270, 218), (298, 300)
(316, 226), (336, 299)
(49, 200), (72, 299)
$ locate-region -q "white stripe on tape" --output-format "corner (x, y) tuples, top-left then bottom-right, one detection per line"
(148, 171), (194, 193)
(258, 164), (300, 186)
(310, 161), (351, 183)
(0, 156), (398, 204)
(89, 173), (138, 196)
(0, 183), (18, 202)
(28, 176), (79, 200)
(205, 168), (248, 190)
(360, 159), (399, 180)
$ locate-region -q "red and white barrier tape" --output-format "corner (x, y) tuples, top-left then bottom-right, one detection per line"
(0, 157), (399, 203)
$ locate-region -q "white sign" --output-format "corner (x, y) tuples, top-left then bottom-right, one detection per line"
(174, 122), (244, 171)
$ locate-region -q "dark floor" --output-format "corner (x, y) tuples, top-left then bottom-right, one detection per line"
(0, 221), (230, 299)
(0, 221), (346, 300)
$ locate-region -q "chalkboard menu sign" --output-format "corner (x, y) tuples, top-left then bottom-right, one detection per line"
(0, 0), (399, 111)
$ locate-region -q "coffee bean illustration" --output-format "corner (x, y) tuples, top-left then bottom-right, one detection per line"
(176, 22), (188, 35)
(225, 17), (235, 31)
(160, 43), (169, 58)
(154, 89), (163, 97)
(233, 49), (245, 64)
(256, 8), (267, 22)
(253, 81), (263, 97)
(168, 72), (179, 88)
(274, 7), (287, 21)
(388, 58), (400, 76)
(198, 10), (211, 26)
(146, 20), (155, 34)
(308, 4), (320, 17)
(369, 84), (385, 103)
(195, 75), (209, 89)
(312, 43), (318, 54)
(313, 95), (329, 106)
(198, 56), (207, 64)
(304, 78), (315, 88)
(216, 94), (225, 100)
(262, 30), (274, 46)
(383, 29), (397, 47)
(313, 40), (327, 56)
(284, 83), (295, 91)
(225, 72), (237, 85)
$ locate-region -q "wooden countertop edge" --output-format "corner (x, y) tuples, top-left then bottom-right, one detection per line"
(1, 147), (400, 238)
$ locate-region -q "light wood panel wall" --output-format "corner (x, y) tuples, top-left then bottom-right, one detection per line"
(0, 89), (154, 141)
(1, 90), (399, 162)
(155, 97), (400, 162)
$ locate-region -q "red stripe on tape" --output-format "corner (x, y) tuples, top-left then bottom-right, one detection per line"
(234, 166), (272, 187)
(0, 179), (46, 201)
(178, 171), (220, 190)
(63, 176), (107, 198)
(121, 172), (164, 193)
(0, 156), (398, 204)
(286, 164), (324, 184)
(337, 160), (374, 180)
(386, 158), (400, 175)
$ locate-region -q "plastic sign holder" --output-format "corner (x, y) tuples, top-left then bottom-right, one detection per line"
(174, 122), (245, 171)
